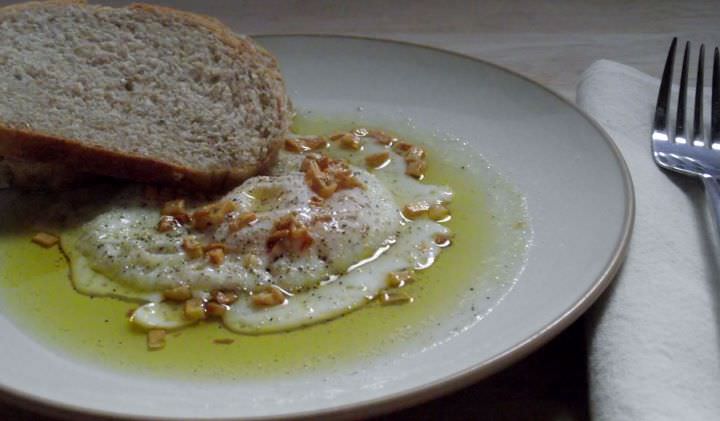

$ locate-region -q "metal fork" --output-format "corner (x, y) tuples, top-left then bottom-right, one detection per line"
(652, 38), (720, 229)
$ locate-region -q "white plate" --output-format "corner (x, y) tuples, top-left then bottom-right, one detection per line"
(0, 36), (633, 419)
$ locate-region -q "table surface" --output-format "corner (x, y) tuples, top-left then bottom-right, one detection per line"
(1, 0), (719, 419)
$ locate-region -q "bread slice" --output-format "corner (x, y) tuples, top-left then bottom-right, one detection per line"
(0, 0), (292, 191)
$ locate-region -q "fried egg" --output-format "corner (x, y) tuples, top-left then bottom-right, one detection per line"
(61, 129), (453, 334)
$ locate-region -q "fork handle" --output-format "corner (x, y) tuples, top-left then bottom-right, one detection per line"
(703, 176), (720, 236)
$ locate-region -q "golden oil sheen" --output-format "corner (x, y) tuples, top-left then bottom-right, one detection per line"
(0, 116), (510, 380)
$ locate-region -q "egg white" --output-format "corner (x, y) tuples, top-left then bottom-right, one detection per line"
(61, 131), (453, 333)
(222, 219), (448, 333)
(68, 169), (400, 292)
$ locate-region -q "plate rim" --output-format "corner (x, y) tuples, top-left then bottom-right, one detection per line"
(0, 34), (635, 421)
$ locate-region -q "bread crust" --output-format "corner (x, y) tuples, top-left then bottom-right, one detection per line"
(0, 1), (291, 191)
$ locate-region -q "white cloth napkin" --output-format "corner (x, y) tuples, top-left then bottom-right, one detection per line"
(577, 60), (720, 421)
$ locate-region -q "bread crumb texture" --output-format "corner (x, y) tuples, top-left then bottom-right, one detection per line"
(0, 2), (290, 174)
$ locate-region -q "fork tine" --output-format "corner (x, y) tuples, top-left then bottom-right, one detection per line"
(653, 38), (677, 141)
(676, 41), (690, 143)
(711, 47), (720, 148)
(693, 44), (705, 146)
